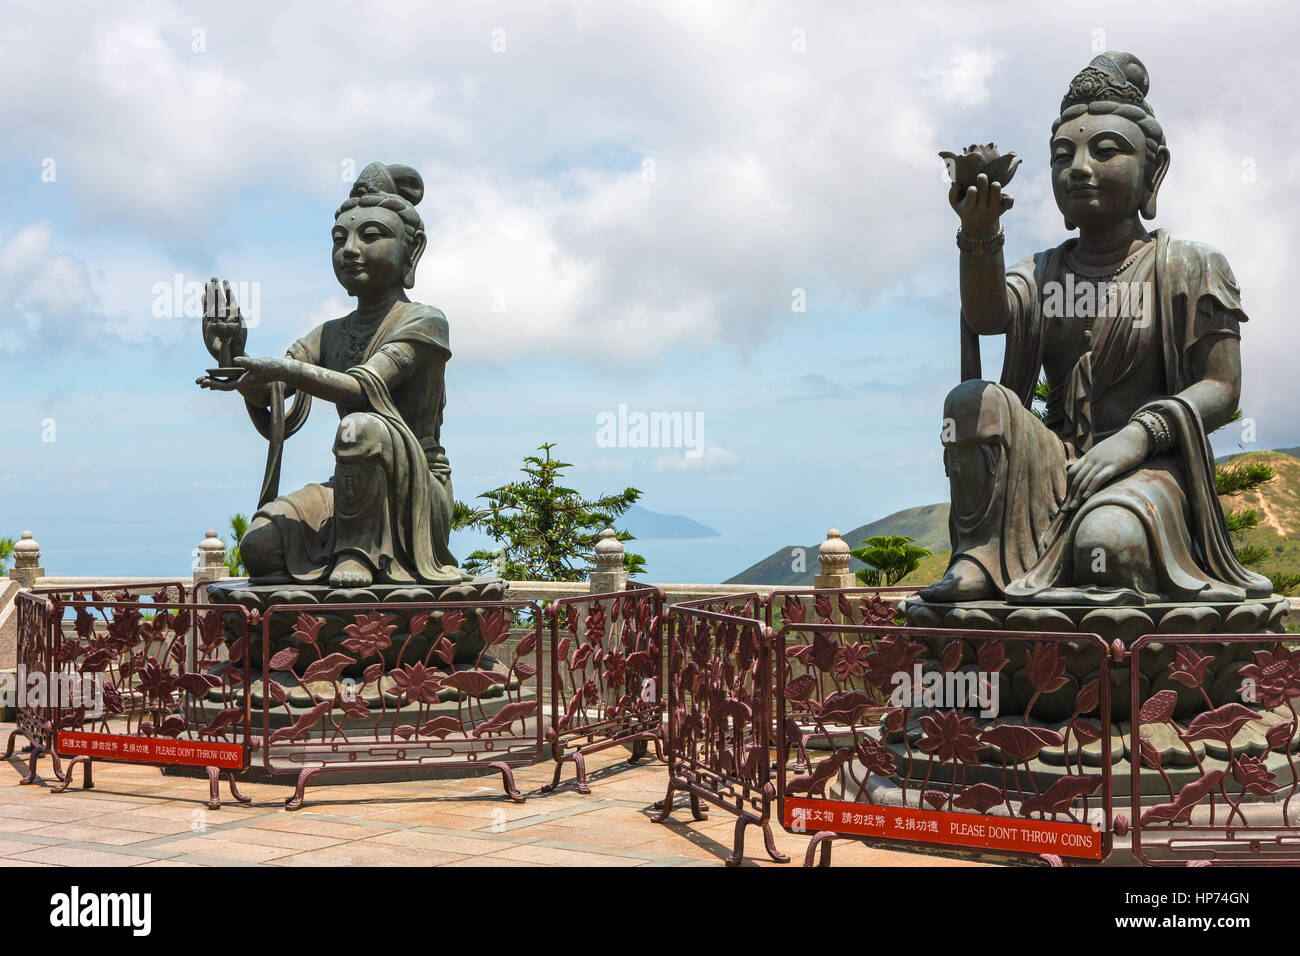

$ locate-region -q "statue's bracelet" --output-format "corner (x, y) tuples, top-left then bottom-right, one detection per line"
(1131, 409), (1175, 454)
(956, 227), (1005, 256)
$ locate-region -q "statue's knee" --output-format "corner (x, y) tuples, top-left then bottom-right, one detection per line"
(1074, 506), (1150, 584)
(239, 517), (282, 575)
(335, 412), (387, 460)
(941, 380), (1012, 445)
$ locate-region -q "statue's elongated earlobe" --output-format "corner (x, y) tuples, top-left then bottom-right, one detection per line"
(1141, 192), (1157, 220)
(404, 231), (427, 289)
(1142, 144), (1170, 221)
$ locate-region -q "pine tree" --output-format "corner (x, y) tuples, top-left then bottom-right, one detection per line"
(226, 513), (249, 576)
(453, 443), (645, 581)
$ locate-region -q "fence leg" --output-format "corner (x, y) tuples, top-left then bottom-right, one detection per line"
(629, 738), (648, 763)
(689, 792), (709, 821)
(803, 831), (837, 867)
(541, 752), (590, 795)
(17, 747), (41, 785)
(206, 767), (222, 810)
(284, 767), (323, 811)
(726, 816), (751, 866)
(650, 781), (677, 821)
(50, 756), (92, 793)
(541, 756), (566, 793)
(2, 732), (40, 785)
(649, 792), (712, 821)
(47, 747), (68, 784)
(488, 762), (526, 803)
(569, 753), (590, 793)
(206, 767), (252, 810)
(725, 815), (791, 867)
(224, 772), (251, 805)
(762, 822), (790, 864)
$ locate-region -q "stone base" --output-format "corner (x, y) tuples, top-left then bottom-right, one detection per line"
(899, 594), (1290, 642)
(204, 575), (508, 611)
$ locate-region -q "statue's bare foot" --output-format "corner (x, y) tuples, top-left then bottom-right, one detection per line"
(918, 560), (995, 602)
(328, 555), (374, 588)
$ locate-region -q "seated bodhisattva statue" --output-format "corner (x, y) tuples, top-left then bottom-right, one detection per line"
(922, 52), (1272, 607)
(199, 162), (471, 589)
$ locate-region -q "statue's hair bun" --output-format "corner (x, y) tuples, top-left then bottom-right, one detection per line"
(1061, 50), (1154, 117)
(349, 162), (424, 206)
(385, 165), (424, 206)
(1105, 51), (1150, 98)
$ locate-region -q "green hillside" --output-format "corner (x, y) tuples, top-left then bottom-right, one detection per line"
(1218, 449), (1300, 591)
(724, 503), (950, 587)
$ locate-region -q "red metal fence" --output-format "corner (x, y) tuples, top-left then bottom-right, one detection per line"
(543, 583), (664, 794)
(652, 594), (788, 865)
(10, 580), (1298, 868)
(772, 618), (1113, 866)
(1129, 631), (1300, 866)
(4, 591), (58, 784)
(767, 587), (911, 771)
(5, 589), (254, 808)
(260, 599), (545, 810)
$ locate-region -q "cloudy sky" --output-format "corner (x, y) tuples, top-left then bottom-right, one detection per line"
(1, 1), (1297, 579)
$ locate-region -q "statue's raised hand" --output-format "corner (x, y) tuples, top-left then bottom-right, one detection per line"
(950, 172), (1014, 237)
(201, 277), (248, 368)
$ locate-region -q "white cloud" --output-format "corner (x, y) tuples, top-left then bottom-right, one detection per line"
(653, 443), (741, 472)
(0, 222), (100, 353)
(1, 0), (1298, 410)
(924, 49), (1003, 108)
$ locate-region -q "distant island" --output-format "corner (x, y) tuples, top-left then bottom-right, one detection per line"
(727, 449), (1300, 589)
(621, 504), (720, 540)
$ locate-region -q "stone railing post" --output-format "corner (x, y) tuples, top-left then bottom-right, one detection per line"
(9, 531), (44, 588)
(814, 529), (857, 590)
(193, 529), (230, 594)
(588, 527), (629, 594)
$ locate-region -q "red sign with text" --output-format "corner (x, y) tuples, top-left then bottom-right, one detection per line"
(58, 732), (244, 770)
(782, 797), (1103, 860)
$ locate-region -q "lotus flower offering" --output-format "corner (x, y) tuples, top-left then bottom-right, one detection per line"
(939, 143), (1021, 191)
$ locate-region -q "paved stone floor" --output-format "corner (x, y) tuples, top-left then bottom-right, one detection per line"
(0, 727), (990, 867)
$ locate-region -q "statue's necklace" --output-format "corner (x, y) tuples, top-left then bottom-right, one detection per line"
(1062, 246), (1146, 348)
(1065, 245), (1145, 282)
(342, 311), (384, 364)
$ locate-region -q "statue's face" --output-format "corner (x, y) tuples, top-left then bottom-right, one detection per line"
(332, 205), (408, 297)
(1050, 113), (1147, 231)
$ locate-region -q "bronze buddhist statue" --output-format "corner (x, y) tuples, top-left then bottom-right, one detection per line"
(199, 162), (470, 590)
(921, 51), (1271, 609)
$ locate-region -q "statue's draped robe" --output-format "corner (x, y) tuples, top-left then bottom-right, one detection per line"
(251, 300), (468, 585)
(949, 229), (1271, 605)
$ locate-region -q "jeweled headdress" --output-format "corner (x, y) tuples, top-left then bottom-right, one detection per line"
(1061, 51), (1154, 117)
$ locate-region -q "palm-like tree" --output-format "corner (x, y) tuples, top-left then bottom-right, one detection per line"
(851, 534), (931, 586)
